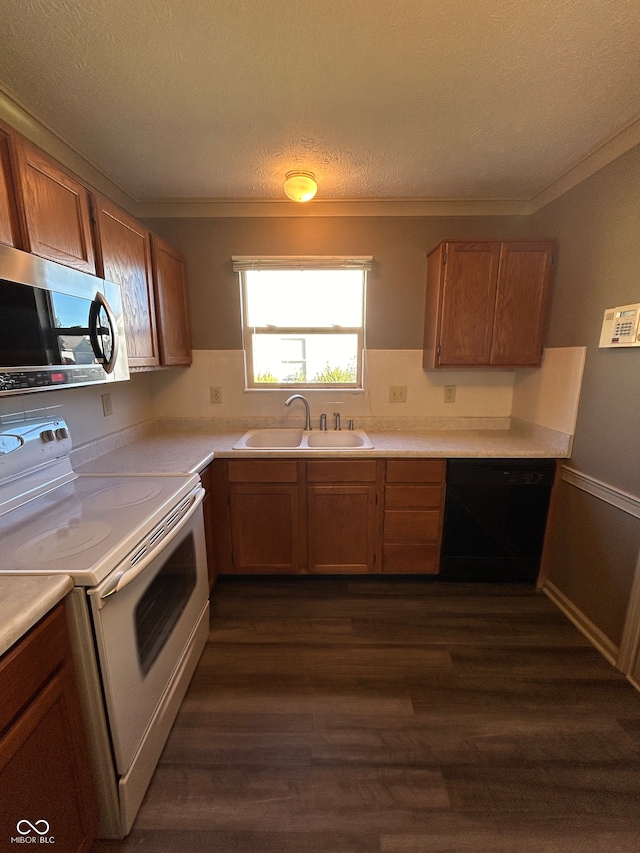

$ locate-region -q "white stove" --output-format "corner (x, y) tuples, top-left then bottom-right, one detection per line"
(0, 415), (210, 839)
(0, 471), (200, 584)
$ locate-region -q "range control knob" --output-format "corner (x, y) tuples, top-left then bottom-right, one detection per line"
(40, 429), (56, 443)
(55, 427), (70, 440)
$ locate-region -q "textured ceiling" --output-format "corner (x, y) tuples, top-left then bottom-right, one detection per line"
(1, 0), (639, 203)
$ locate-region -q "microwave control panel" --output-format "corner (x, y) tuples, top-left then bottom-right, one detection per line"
(599, 303), (640, 348)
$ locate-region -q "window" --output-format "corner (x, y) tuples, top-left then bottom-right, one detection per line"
(234, 256), (371, 388)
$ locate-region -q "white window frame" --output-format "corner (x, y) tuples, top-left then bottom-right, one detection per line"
(233, 256), (371, 390)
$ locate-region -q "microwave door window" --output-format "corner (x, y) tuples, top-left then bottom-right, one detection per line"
(0, 281), (60, 366)
(50, 291), (97, 365)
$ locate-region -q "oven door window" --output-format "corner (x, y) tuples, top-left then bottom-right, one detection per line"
(134, 533), (197, 676)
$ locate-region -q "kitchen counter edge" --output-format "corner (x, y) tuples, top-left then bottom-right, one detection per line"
(75, 427), (567, 477)
(0, 575), (74, 658)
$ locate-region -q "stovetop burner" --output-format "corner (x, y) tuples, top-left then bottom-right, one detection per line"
(16, 520), (113, 563)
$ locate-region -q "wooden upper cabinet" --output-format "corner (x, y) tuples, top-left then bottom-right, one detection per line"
(150, 234), (192, 366)
(93, 196), (160, 368)
(423, 240), (556, 368)
(0, 126), (24, 249)
(14, 140), (96, 274)
(490, 242), (555, 366)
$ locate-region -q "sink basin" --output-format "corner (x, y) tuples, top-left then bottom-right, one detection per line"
(306, 430), (373, 449)
(233, 428), (373, 451)
(237, 429), (304, 448)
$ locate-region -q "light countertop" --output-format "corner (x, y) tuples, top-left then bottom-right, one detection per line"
(75, 426), (566, 477)
(0, 575), (74, 658)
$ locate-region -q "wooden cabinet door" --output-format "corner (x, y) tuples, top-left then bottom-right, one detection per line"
(0, 605), (98, 853)
(0, 127), (23, 248)
(490, 241), (555, 366)
(229, 483), (301, 573)
(307, 483), (378, 573)
(94, 196), (160, 368)
(0, 662), (98, 852)
(437, 242), (500, 366)
(15, 140), (96, 274)
(150, 235), (192, 366)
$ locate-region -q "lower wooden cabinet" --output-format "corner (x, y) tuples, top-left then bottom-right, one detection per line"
(227, 460), (302, 573)
(213, 457), (442, 575)
(382, 460), (446, 573)
(0, 603), (98, 853)
(307, 460), (383, 573)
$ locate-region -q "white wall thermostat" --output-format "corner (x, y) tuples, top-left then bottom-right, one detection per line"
(599, 303), (640, 348)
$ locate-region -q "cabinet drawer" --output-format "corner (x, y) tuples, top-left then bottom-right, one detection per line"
(382, 543), (439, 574)
(385, 460), (445, 484)
(307, 460), (378, 483)
(0, 604), (68, 735)
(385, 485), (442, 509)
(227, 460), (298, 483)
(384, 509), (441, 543)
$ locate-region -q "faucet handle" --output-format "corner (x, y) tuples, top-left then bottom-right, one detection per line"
(348, 419), (354, 430)
(319, 413), (327, 430)
(333, 411), (341, 430)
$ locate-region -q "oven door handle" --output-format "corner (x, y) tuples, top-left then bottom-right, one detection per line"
(98, 487), (205, 603)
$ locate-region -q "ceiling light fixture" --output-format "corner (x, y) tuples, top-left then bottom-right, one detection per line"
(283, 170), (318, 202)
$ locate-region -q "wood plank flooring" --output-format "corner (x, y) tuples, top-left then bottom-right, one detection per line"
(91, 578), (640, 852)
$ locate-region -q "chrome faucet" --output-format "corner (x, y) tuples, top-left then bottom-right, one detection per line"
(285, 394), (312, 430)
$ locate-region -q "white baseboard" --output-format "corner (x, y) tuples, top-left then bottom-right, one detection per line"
(543, 580), (620, 668)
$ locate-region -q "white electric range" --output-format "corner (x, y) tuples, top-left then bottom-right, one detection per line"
(0, 415), (210, 838)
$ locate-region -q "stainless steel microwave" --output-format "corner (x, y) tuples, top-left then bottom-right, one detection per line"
(0, 244), (129, 395)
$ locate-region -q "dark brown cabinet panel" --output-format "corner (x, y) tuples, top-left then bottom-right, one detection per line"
(15, 140), (96, 274)
(93, 196), (159, 368)
(150, 235), (192, 367)
(0, 126), (23, 249)
(0, 604), (98, 853)
(423, 240), (556, 368)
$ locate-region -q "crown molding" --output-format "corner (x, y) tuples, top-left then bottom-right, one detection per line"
(0, 86), (138, 215)
(136, 197), (531, 218)
(1, 83), (638, 220)
(528, 112), (640, 214)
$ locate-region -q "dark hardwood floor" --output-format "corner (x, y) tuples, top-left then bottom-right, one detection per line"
(91, 578), (640, 852)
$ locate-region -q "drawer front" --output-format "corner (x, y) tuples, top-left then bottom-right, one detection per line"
(382, 543), (439, 574)
(385, 485), (443, 509)
(306, 460), (378, 483)
(227, 460), (298, 483)
(0, 604), (68, 734)
(384, 509), (441, 543)
(385, 460), (445, 484)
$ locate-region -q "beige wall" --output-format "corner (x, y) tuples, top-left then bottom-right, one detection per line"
(533, 144), (640, 495)
(533, 143), (640, 650)
(146, 215), (533, 351)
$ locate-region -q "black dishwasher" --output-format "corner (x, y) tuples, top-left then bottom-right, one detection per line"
(440, 459), (556, 582)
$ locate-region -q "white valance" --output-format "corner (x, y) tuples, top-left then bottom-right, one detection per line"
(232, 256), (373, 272)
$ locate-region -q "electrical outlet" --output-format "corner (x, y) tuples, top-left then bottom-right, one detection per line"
(101, 393), (113, 417)
(444, 385), (456, 403)
(210, 386), (222, 404)
(389, 385), (407, 403)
